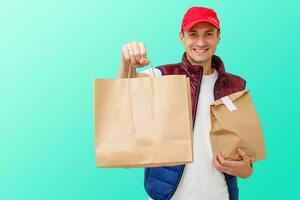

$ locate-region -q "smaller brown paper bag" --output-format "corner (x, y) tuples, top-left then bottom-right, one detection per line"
(210, 90), (266, 162)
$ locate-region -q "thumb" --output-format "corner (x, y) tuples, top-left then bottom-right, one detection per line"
(238, 148), (249, 161)
(139, 57), (150, 66)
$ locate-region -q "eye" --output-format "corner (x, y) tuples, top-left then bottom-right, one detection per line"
(206, 32), (214, 36)
(189, 32), (197, 38)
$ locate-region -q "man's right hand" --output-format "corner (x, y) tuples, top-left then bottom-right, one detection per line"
(121, 41), (150, 68)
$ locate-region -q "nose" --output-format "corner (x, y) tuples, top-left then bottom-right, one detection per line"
(195, 36), (207, 46)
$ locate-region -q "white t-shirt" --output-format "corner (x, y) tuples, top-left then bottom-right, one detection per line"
(142, 67), (229, 200)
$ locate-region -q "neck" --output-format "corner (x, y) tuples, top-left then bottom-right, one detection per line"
(201, 61), (213, 75)
(187, 55), (213, 75)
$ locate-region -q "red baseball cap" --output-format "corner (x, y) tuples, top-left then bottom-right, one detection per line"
(181, 7), (220, 31)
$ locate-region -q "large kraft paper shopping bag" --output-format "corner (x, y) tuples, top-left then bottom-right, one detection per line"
(210, 90), (266, 163)
(94, 74), (193, 168)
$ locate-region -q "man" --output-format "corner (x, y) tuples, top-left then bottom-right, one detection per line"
(118, 6), (253, 200)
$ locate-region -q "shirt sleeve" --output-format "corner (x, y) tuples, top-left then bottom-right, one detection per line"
(140, 68), (162, 77)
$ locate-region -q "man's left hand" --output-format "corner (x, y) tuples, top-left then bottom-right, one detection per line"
(213, 148), (253, 178)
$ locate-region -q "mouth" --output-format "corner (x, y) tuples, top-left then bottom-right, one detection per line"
(192, 48), (209, 55)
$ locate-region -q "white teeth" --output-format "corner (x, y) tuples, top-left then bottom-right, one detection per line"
(193, 49), (207, 53)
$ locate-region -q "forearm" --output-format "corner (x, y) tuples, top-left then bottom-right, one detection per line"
(118, 64), (137, 78)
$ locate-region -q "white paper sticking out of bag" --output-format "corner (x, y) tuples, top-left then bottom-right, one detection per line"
(221, 96), (237, 112)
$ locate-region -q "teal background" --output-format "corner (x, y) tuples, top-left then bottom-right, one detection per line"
(0, 0), (299, 199)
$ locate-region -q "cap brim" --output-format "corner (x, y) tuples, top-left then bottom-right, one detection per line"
(182, 19), (220, 31)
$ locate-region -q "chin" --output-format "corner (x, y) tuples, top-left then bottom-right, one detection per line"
(191, 56), (210, 64)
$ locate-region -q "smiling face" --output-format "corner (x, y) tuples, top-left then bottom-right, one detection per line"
(180, 22), (221, 66)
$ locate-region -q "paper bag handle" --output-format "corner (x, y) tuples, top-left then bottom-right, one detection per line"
(126, 62), (155, 131)
(127, 61), (156, 78)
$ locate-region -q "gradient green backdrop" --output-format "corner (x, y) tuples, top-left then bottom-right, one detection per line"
(1, 0), (299, 199)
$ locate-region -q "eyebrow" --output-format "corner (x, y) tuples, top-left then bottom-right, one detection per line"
(188, 29), (215, 33)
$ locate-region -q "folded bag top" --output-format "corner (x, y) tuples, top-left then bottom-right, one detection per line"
(210, 90), (249, 107)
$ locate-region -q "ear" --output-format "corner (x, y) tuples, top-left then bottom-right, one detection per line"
(217, 31), (221, 44)
(179, 31), (185, 44)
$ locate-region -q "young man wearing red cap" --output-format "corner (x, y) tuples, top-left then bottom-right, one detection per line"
(118, 6), (253, 200)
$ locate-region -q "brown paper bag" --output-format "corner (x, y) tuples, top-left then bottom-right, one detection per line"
(210, 90), (266, 162)
(94, 74), (193, 168)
